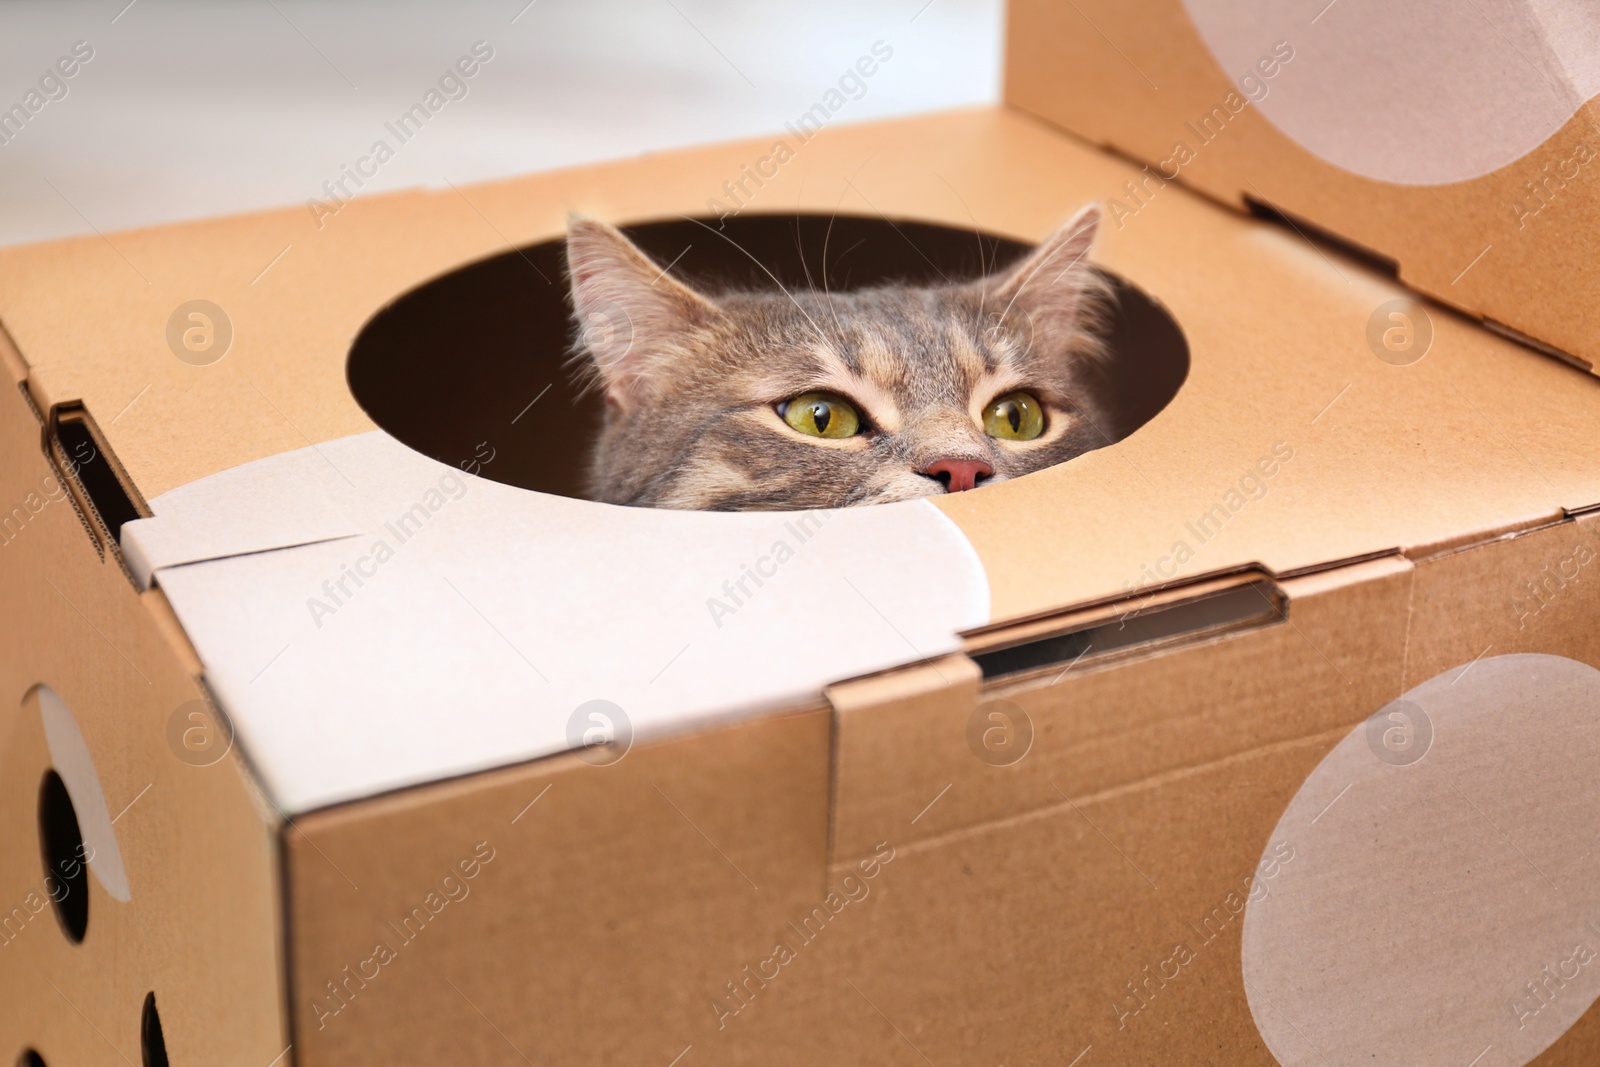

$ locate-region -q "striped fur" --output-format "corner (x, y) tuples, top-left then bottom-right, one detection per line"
(567, 207), (1115, 510)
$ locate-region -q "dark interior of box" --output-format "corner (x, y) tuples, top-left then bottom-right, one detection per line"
(347, 214), (1190, 501)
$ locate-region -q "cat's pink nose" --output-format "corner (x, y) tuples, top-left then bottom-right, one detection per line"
(921, 457), (994, 493)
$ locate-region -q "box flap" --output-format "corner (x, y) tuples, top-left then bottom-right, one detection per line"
(127, 431), (988, 814)
(1006, 0), (1600, 370)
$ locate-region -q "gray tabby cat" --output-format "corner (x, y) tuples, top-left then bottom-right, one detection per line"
(566, 205), (1114, 510)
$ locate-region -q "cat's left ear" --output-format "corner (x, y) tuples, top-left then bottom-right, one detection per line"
(566, 216), (720, 410)
(977, 203), (1102, 334)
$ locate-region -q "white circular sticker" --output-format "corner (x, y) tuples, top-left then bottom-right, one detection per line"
(1241, 654), (1600, 1065)
(1181, 0), (1600, 185)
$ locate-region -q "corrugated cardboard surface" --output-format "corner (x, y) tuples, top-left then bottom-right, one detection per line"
(1406, 509), (1600, 682)
(1007, 0), (1600, 369)
(810, 522), (1600, 1065)
(285, 707), (832, 1067)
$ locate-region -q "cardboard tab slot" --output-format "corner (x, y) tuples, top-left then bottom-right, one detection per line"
(1241, 195), (1399, 279)
(45, 402), (148, 565)
(971, 577), (1286, 681)
(1483, 318), (1595, 375)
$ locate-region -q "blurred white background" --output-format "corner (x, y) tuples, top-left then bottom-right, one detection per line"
(0, 0), (1003, 247)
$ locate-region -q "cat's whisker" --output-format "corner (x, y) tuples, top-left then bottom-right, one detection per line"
(994, 251), (1090, 330)
(819, 195), (850, 341)
(794, 217), (820, 300)
(793, 219), (849, 352)
(930, 172), (996, 338)
(992, 244), (1081, 316)
(842, 176), (951, 286)
(994, 223), (1097, 327)
(670, 214), (834, 348)
(931, 172), (986, 268)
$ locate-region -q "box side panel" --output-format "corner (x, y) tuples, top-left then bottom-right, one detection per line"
(0, 349), (285, 1063)
(285, 707), (833, 1066)
(828, 729), (1335, 1064)
(815, 522), (1600, 1064)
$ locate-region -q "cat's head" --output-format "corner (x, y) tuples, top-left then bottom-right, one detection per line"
(566, 207), (1116, 510)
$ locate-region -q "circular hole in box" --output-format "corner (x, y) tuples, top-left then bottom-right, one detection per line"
(349, 214), (1188, 502)
(37, 769), (88, 944)
(141, 993), (170, 1067)
(16, 1051), (46, 1067)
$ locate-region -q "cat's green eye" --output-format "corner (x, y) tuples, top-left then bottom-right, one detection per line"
(983, 391), (1045, 441)
(780, 392), (862, 439)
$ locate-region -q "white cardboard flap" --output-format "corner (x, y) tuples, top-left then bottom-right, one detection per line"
(122, 439), (370, 589)
(131, 432), (990, 813)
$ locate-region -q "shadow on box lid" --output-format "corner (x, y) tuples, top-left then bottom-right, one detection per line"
(347, 214), (1190, 501)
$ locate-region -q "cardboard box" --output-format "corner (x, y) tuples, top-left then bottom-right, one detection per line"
(5, 10), (1600, 1066)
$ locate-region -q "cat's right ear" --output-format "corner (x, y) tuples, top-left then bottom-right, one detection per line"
(566, 216), (720, 411)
